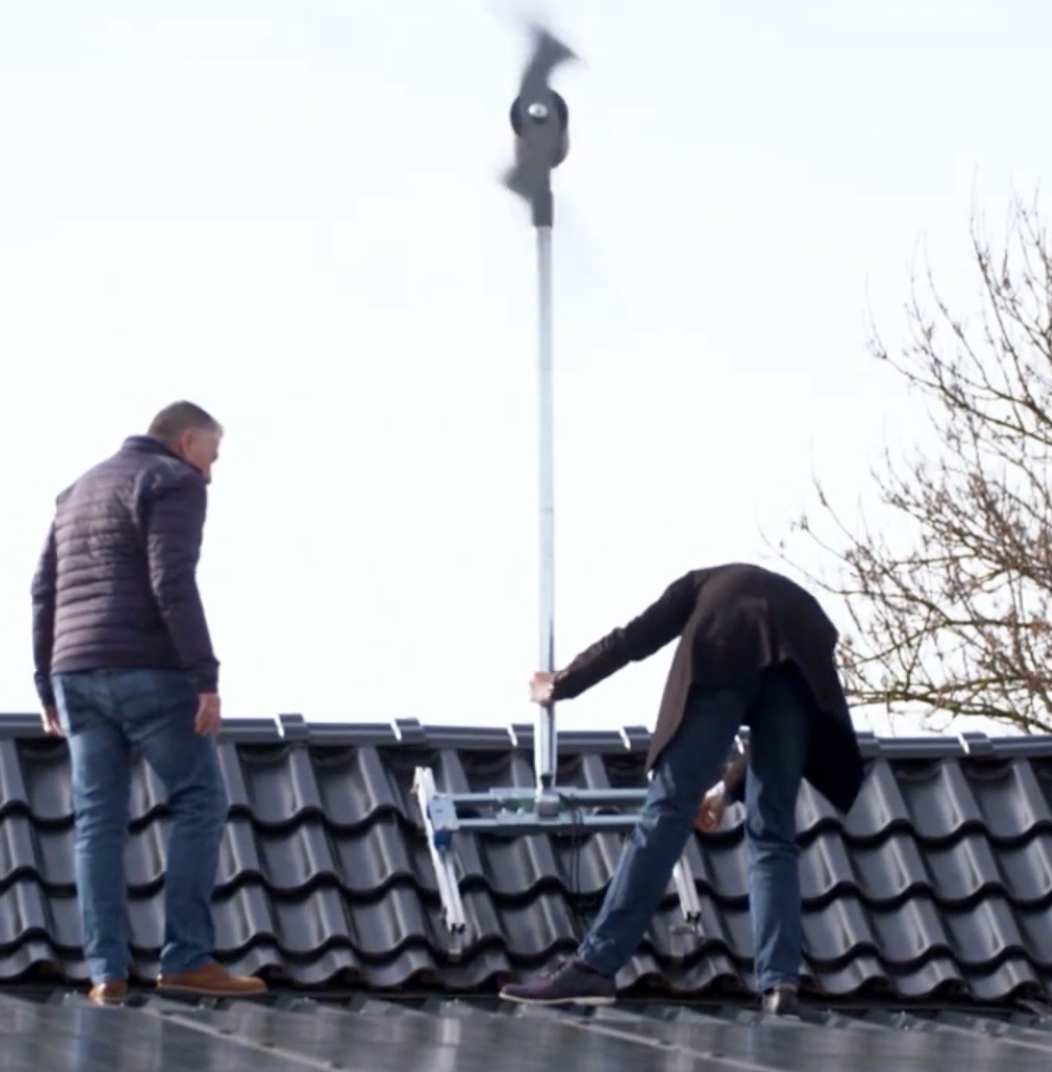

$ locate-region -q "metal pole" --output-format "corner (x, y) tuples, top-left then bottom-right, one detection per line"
(535, 224), (557, 790)
(502, 26), (575, 809)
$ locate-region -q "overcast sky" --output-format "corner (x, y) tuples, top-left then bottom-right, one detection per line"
(1, 0), (1046, 739)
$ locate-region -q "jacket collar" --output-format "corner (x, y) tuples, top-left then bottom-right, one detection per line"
(121, 436), (204, 479)
(121, 435), (182, 461)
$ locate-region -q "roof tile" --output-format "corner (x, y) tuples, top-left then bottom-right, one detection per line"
(0, 717), (1049, 1006)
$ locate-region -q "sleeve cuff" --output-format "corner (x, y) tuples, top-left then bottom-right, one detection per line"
(188, 666), (219, 694)
(34, 675), (55, 710)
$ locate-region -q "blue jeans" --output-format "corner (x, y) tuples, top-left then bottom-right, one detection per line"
(577, 663), (810, 992)
(52, 669), (228, 984)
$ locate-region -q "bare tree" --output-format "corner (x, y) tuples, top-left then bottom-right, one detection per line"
(775, 197), (1052, 733)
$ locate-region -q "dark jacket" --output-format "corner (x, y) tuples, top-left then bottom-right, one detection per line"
(551, 562), (865, 814)
(31, 435), (219, 707)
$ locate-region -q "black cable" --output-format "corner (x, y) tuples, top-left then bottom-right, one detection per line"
(561, 797), (589, 943)
(572, 804), (587, 940)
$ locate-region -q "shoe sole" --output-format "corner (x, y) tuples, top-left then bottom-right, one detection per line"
(499, 993), (616, 1007)
(761, 1003), (801, 1017)
(157, 984), (267, 998)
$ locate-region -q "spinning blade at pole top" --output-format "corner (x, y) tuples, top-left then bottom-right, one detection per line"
(502, 24), (577, 224)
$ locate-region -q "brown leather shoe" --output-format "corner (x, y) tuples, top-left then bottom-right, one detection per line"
(157, 962), (266, 997)
(88, 981), (128, 1006)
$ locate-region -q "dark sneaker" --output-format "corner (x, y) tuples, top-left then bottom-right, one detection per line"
(761, 984), (800, 1016)
(499, 957), (616, 1007)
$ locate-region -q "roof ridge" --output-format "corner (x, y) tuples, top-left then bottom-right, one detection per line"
(1, 711), (1050, 758)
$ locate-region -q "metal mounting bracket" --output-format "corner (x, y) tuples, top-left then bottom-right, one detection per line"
(413, 751), (710, 953)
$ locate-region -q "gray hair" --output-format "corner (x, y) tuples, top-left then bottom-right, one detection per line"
(147, 400), (223, 445)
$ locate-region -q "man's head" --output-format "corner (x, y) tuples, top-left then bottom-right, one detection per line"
(147, 401), (223, 483)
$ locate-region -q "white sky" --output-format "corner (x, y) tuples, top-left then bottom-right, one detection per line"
(1, 0), (1045, 740)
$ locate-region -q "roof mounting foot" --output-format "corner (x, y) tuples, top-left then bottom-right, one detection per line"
(413, 766), (470, 959)
(669, 855), (703, 945)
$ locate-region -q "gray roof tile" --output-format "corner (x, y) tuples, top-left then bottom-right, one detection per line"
(0, 717), (1051, 1008)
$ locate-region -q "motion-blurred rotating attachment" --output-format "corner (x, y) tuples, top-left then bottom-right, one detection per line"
(509, 90), (569, 171)
(502, 25), (576, 228)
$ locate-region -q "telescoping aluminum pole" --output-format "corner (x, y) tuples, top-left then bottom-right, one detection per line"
(534, 212), (556, 798)
(503, 28), (575, 814)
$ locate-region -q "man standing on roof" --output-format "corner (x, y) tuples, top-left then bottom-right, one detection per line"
(498, 563), (864, 1016)
(30, 401), (267, 1006)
